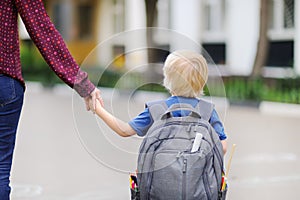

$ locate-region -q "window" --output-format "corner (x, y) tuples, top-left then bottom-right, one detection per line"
(202, 0), (226, 65)
(267, 0), (294, 68)
(268, 0), (295, 36)
(77, 3), (94, 40)
(266, 41), (294, 67)
(202, 43), (226, 65)
(113, 0), (125, 33)
(112, 45), (125, 69)
(148, 46), (170, 63)
(202, 0), (225, 34)
(284, 0), (294, 29)
(51, 0), (95, 41)
(52, 2), (72, 41)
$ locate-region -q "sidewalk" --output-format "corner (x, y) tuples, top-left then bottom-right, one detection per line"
(10, 83), (300, 200)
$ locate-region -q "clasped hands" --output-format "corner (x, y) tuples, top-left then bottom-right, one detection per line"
(84, 88), (104, 113)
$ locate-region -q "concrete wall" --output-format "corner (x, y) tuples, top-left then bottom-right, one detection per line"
(170, 0), (202, 52)
(226, 0), (260, 75)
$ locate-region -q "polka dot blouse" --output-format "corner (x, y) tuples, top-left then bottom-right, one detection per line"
(0, 0), (95, 97)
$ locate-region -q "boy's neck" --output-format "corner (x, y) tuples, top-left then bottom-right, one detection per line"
(171, 95), (200, 99)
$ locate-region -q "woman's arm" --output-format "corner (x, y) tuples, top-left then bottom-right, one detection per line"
(15, 0), (94, 97)
(94, 100), (136, 137)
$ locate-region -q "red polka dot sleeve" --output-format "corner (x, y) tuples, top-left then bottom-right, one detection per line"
(14, 0), (95, 97)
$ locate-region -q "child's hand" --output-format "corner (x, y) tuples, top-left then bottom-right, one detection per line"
(96, 97), (104, 108)
(89, 97), (104, 113)
(84, 88), (104, 113)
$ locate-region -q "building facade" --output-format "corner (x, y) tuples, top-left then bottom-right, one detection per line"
(19, 0), (300, 77)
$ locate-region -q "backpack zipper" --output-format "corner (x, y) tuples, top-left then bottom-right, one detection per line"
(141, 121), (212, 155)
(140, 120), (212, 156)
(148, 121), (209, 137)
(182, 158), (187, 200)
(203, 171), (212, 200)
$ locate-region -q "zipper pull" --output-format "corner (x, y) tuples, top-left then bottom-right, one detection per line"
(177, 151), (183, 158)
(186, 124), (192, 132)
(183, 159), (187, 173)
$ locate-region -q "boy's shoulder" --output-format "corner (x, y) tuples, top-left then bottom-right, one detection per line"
(145, 97), (215, 121)
(146, 96), (213, 107)
(145, 99), (168, 108)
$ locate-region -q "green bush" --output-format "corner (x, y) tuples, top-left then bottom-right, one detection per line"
(20, 41), (63, 87)
(206, 76), (300, 104)
(20, 42), (300, 105)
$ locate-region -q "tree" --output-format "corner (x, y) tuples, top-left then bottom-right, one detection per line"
(145, 0), (158, 61)
(251, 0), (270, 78)
(144, 0), (159, 81)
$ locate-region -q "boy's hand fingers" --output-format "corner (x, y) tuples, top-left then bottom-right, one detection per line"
(98, 96), (104, 107)
(89, 88), (102, 113)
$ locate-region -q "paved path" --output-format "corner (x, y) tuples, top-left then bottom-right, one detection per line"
(10, 83), (300, 200)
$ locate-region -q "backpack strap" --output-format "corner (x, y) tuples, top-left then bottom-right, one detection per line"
(146, 98), (215, 121)
(195, 99), (215, 121)
(161, 103), (202, 120)
(146, 100), (168, 121)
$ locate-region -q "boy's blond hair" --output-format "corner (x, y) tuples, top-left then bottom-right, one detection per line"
(163, 50), (208, 97)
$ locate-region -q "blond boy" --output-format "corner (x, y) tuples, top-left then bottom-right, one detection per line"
(93, 50), (227, 153)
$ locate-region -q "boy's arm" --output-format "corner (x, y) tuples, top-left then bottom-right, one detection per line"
(94, 101), (136, 137)
(221, 140), (227, 155)
(209, 109), (227, 154)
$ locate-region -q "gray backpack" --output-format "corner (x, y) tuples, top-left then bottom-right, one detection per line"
(137, 99), (225, 200)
